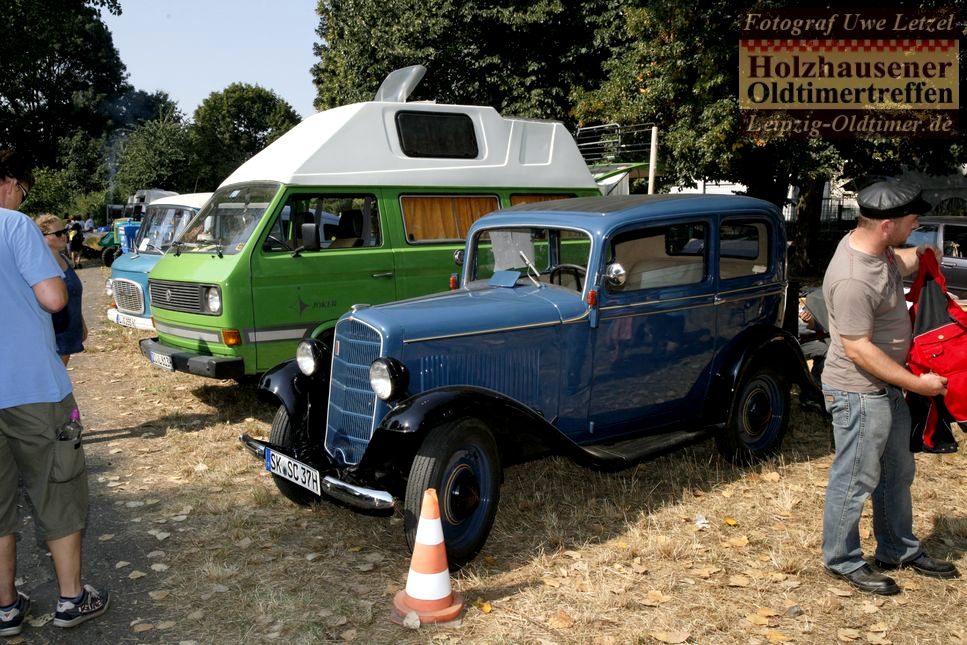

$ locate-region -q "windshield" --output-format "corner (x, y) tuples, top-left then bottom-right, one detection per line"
(134, 204), (200, 254)
(176, 183), (280, 255)
(469, 226), (592, 292)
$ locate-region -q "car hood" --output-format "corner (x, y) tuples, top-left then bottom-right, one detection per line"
(111, 251), (162, 278)
(348, 284), (588, 344)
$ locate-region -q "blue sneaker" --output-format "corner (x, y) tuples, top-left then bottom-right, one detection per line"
(0, 592), (29, 637)
(53, 585), (109, 628)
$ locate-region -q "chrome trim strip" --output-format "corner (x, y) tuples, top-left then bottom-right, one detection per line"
(244, 326), (313, 343)
(600, 290), (710, 311)
(404, 318), (563, 344)
(155, 321), (221, 343)
(600, 301), (714, 320)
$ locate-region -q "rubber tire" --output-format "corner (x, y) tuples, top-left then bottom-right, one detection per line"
(268, 405), (321, 506)
(716, 365), (790, 465)
(404, 419), (501, 570)
(101, 246), (118, 268)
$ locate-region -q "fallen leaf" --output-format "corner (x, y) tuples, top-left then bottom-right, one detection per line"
(147, 550), (165, 559)
(728, 575), (750, 587)
(726, 535), (749, 548)
(148, 590), (170, 600)
(828, 586), (853, 597)
(641, 590), (670, 606)
(548, 610), (574, 629)
(115, 561), (130, 569)
(649, 631), (690, 644)
(756, 607), (778, 617)
(129, 570), (148, 579)
(473, 597), (493, 614)
(838, 628), (862, 641)
(762, 471), (781, 482)
(306, 553), (321, 562)
(866, 633), (892, 644)
(236, 537), (253, 549)
(868, 623), (889, 633)
(695, 566), (722, 579)
(188, 610), (204, 620)
(340, 629), (357, 641)
(357, 562), (374, 572)
(766, 629), (793, 643)
(563, 550), (582, 559)
(150, 563), (169, 572)
(153, 531), (171, 541)
(723, 516), (738, 526)
(132, 623), (154, 633)
(156, 620), (176, 630)
(98, 534), (115, 542)
(746, 613), (770, 626)
(212, 584), (229, 593)
(860, 601), (879, 614)
(543, 578), (561, 588)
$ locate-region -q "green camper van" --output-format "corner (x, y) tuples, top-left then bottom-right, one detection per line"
(139, 67), (601, 379)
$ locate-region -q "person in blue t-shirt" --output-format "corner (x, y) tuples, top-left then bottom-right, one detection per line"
(0, 149), (109, 636)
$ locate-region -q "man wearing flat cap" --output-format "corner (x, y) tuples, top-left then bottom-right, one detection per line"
(821, 178), (958, 595)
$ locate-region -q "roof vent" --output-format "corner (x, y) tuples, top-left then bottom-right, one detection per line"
(374, 65), (427, 103)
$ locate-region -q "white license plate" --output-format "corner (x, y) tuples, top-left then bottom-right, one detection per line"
(149, 351), (174, 371)
(117, 314), (138, 328)
(265, 448), (321, 496)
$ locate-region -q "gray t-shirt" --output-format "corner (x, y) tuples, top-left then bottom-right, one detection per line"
(822, 233), (911, 392)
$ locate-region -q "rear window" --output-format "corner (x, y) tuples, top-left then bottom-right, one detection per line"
(396, 111), (478, 159)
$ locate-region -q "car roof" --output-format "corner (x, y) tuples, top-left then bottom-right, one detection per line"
(916, 215), (967, 225)
(474, 194), (780, 233)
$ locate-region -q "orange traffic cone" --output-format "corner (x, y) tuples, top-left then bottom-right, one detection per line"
(392, 488), (465, 625)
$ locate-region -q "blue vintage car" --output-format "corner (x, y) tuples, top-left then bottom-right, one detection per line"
(106, 193), (212, 330)
(242, 194), (813, 567)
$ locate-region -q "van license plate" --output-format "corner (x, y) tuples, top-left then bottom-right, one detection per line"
(150, 352), (174, 371)
(265, 448), (321, 496)
(117, 314), (137, 328)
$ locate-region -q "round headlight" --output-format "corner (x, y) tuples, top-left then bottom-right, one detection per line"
(205, 286), (221, 314)
(369, 358), (408, 401)
(104, 278), (113, 297)
(296, 341), (322, 376)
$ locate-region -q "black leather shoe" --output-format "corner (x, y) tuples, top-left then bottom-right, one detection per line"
(826, 564), (900, 595)
(875, 553), (960, 579)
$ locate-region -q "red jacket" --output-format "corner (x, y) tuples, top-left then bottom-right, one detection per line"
(906, 249), (966, 453)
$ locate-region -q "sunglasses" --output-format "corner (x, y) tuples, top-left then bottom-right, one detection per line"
(15, 181), (28, 202)
(45, 228), (68, 238)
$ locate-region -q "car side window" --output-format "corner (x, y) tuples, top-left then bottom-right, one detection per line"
(943, 224), (967, 258)
(263, 194), (380, 252)
(610, 222), (706, 291)
(400, 195), (499, 243)
(719, 220), (770, 280)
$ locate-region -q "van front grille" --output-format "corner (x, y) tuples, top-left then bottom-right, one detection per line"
(149, 279), (204, 314)
(112, 279), (145, 314)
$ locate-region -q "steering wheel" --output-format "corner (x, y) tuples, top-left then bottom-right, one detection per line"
(549, 264), (586, 291)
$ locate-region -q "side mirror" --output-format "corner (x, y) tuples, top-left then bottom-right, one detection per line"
(302, 222), (320, 252)
(453, 249), (465, 266)
(605, 262), (627, 287)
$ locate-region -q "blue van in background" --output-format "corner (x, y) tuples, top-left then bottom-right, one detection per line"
(106, 192), (213, 330)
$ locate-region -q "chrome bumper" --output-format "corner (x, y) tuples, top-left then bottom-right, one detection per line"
(239, 434), (394, 511)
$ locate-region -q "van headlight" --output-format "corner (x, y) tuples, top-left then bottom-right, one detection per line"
(204, 286), (222, 314)
(105, 278), (113, 297)
(369, 358), (409, 401)
(296, 339), (326, 376)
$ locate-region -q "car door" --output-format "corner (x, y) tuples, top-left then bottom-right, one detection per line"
(250, 191), (396, 372)
(939, 222), (967, 298)
(588, 218), (716, 438)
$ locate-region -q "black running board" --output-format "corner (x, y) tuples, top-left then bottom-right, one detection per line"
(578, 428), (714, 468)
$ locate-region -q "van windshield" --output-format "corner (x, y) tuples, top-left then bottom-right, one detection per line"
(176, 183), (280, 255)
(134, 204), (200, 254)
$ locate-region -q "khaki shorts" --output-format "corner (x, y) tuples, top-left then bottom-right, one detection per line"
(0, 394), (89, 540)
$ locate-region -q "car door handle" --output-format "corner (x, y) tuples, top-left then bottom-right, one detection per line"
(371, 271), (394, 278)
(941, 262), (956, 268)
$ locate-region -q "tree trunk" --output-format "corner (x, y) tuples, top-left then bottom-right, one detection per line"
(794, 176), (827, 277)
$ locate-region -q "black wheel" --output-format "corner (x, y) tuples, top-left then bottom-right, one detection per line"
(101, 246), (119, 267)
(716, 365), (790, 465)
(404, 418), (501, 570)
(268, 405), (321, 506)
(549, 264), (586, 291)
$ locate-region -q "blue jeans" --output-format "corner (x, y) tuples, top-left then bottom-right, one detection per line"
(822, 386), (921, 573)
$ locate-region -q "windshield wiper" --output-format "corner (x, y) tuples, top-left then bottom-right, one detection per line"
(212, 242), (224, 258)
(170, 241), (184, 256)
(518, 251), (541, 287)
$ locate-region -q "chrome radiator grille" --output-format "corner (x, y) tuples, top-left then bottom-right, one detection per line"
(326, 318), (382, 465)
(149, 279), (203, 314)
(112, 279), (145, 314)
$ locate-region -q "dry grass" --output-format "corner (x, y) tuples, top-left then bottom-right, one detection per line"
(75, 281), (967, 643)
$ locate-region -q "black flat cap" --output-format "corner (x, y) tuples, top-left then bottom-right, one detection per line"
(857, 178), (931, 219)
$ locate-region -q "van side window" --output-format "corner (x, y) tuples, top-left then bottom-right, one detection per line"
(263, 194), (380, 252)
(510, 194), (575, 206)
(719, 220), (770, 279)
(400, 195), (499, 243)
(609, 223), (707, 291)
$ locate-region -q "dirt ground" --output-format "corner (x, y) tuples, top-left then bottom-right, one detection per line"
(6, 264), (966, 644)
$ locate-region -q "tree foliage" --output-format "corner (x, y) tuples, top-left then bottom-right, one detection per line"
(114, 111), (192, 198)
(312, 0), (624, 123)
(189, 83), (301, 190)
(0, 0), (128, 167)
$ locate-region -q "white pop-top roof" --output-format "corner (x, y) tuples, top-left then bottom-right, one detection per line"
(221, 102), (598, 190)
(148, 192), (214, 210)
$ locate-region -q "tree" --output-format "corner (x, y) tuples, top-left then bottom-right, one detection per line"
(114, 111), (193, 198)
(0, 0), (127, 167)
(312, 0), (624, 124)
(189, 84), (301, 190)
